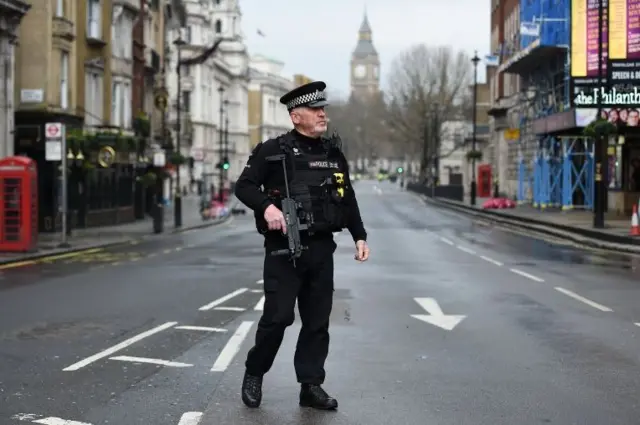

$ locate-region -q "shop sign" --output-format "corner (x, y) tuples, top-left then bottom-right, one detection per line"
(573, 87), (640, 107)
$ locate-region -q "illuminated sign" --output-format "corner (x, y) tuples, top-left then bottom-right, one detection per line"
(573, 86), (640, 106)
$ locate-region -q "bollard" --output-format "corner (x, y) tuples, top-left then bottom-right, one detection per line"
(153, 203), (164, 234)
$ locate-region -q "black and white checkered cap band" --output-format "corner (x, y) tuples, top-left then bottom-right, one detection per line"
(286, 90), (326, 109)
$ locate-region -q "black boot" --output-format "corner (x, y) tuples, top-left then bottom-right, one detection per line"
(299, 384), (338, 410)
(241, 371), (262, 408)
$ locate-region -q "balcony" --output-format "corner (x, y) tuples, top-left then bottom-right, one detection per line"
(144, 48), (161, 74)
(52, 16), (75, 41)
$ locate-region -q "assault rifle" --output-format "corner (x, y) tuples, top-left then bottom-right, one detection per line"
(267, 154), (309, 267)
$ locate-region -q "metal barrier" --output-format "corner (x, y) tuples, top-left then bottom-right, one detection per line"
(407, 183), (464, 202)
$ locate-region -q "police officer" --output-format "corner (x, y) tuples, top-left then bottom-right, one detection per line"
(234, 81), (369, 410)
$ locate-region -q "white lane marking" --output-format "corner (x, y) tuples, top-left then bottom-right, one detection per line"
(178, 412), (203, 425)
(254, 296), (265, 311)
(250, 289), (263, 293)
(109, 356), (193, 367)
(439, 237), (454, 245)
(256, 279), (264, 284)
(175, 326), (228, 332)
(214, 306), (245, 311)
(554, 287), (613, 312)
(479, 255), (503, 266)
(456, 245), (476, 254)
(199, 288), (248, 311)
(211, 321), (254, 372)
(12, 414), (92, 424)
(509, 268), (545, 282)
(634, 323), (640, 327)
(63, 321), (177, 371)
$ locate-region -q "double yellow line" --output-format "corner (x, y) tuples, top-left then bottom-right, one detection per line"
(0, 247), (104, 271)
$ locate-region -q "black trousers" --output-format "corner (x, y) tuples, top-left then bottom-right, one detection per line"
(245, 235), (336, 384)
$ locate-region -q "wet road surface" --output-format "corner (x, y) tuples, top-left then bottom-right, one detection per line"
(2, 180), (640, 424)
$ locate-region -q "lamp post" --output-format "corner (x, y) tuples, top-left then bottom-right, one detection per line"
(173, 33), (187, 228)
(593, 0), (607, 228)
(223, 101), (229, 190)
(217, 86), (225, 201)
(470, 51), (480, 206)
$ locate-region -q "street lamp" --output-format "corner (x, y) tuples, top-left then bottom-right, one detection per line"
(217, 86), (225, 201)
(223, 100), (230, 180)
(173, 33), (187, 228)
(470, 51), (480, 206)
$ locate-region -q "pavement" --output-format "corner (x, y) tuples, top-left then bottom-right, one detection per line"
(0, 195), (236, 267)
(2, 180), (640, 424)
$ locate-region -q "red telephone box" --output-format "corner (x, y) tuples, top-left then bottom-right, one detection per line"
(477, 164), (492, 197)
(0, 156), (38, 252)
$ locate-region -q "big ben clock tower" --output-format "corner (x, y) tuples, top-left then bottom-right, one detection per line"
(350, 10), (380, 99)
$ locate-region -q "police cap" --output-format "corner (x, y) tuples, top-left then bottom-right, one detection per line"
(279, 81), (329, 111)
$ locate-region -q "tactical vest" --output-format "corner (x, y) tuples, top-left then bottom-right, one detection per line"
(257, 133), (350, 235)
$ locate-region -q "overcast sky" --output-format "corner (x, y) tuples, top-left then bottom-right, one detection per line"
(239, 0), (491, 100)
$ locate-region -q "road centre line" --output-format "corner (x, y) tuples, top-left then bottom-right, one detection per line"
(214, 306), (245, 311)
(199, 288), (248, 311)
(256, 279), (264, 284)
(509, 268), (545, 282)
(456, 245), (476, 254)
(175, 326), (228, 332)
(439, 237), (455, 245)
(178, 412), (203, 425)
(250, 288), (263, 293)
(479, 255), (503, 266)
(109, 355), (193, 367)
(62, 321), (177, 371)
(254, 296), (265, 311)
(555, 287), (613, 312)
(211, 321), (254, 372)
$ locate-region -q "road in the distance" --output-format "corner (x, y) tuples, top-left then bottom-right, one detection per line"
(3, 180), (640, 425)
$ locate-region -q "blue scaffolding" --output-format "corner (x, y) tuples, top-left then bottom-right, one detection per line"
(512, 0), (596, 210)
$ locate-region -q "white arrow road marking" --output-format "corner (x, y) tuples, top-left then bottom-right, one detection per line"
(411, 298), (466, 331)
(178, 412), (203, 425)
(63, 321), (177, 371)
(12, 414), (92, 424)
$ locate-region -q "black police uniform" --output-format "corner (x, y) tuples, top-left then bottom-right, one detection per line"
(234, 81), (367, 410)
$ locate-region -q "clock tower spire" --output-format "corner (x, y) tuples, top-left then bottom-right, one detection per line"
(350, 8), (380, 100)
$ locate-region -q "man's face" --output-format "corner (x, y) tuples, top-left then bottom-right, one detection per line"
(629, 110), (639, 126)
(290, 106), (328, 137)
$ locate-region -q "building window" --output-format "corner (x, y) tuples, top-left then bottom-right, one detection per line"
(182, 91), (191, 113)
(60, 52), (69, 109)
(56, 0), (64, 17)
(87, 0), (101, 39)
(112, 81), (121, 126)
(123, 82), (131, 128)
(85, 70), (104, 125)
(215, 20), (222, 33)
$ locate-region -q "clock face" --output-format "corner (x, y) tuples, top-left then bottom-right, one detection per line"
(354, 65), (366, 78)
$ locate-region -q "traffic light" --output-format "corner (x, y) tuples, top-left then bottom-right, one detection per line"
(397, 167), (404, 173)
(222, 156), (229, 170)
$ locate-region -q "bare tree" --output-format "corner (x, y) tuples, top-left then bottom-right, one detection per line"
(385, 44), (473, 179)
(328, 94), (392, 164)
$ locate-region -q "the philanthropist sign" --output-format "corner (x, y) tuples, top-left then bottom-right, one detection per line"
(573, 86), (640, 106)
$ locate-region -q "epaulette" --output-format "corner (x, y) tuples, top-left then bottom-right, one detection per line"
(277, 131), (296, 155)
(322, 131), (343, 156)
